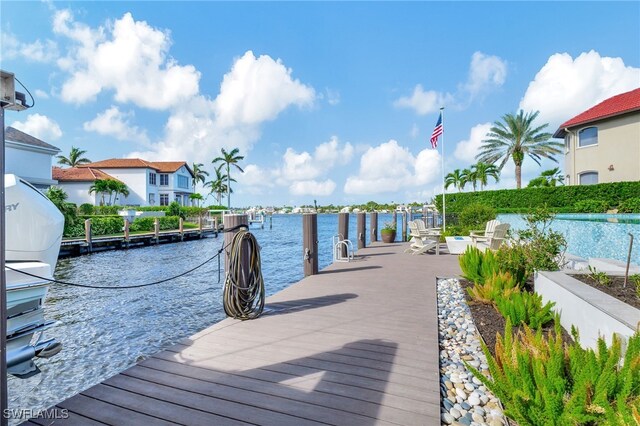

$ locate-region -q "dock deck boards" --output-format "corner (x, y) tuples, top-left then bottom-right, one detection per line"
(29, 242), (461, 425)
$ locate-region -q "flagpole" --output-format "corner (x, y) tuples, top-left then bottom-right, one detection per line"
(440, 107), (446, 231)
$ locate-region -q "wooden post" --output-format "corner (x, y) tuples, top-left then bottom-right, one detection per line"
(179, 217), (184, 241)
(154, 217), (160, 244)
(338, 212), (349, 258)
(402, 211), (408, 242)
(302, 213), (318, 276)
(123, 219), (130, 248)
(223, 213), (249, 276)
(269, 213), (273, 230)
(392, 211), (397, 234)
(213, 216), (218, 230)
(198, 216), (203, 238)
(422, 205), (428, 226)
(84, 219), (92, 253)
(370, 212), (378, 243)
(357, 212), (366, 249)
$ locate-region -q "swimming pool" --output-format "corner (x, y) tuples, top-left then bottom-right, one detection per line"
(497, 213), (640, 263)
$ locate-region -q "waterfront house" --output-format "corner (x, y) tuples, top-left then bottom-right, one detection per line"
(554, 87), (640, 185)
(55, 159), (195, 206)
(52, 166), (121, 205)
(5, 126), (60, 190)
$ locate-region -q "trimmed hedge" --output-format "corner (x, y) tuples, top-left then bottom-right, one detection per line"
(435, 181), (640, 213)
(63, 215), (186, 238)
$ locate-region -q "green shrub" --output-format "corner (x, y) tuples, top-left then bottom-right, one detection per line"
(93, 205), (120, 215)
(496, 244), (530, 286)
(495, 291), (555, 329)
(467, 320), (640, 425)
(619, 198), (640, 213)
(78, 203), (94, 215)
(467, 271), (519, 304)
(573, 199), (609, 213)
(517, 207), (567, 271)
(128, 216), (183, 232)
(587, 265), (611, 286)
(167, 201), (185, 219)
(458, 246), (500, 284)
(435, 180), (640, 213)
(458, 203), (496, 228)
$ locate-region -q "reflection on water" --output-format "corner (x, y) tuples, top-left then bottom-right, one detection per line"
(8, 213), (398, 419)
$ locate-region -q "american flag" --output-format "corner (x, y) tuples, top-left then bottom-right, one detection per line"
(430, 112), (443, 148)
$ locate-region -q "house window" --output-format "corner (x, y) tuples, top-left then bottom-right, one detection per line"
(178, 175), (190, 189)
(149, 172), (157, 185)
(175, 194), (182, 205)
(160, 174), (169, 186)
(148, 193), (156, 205)
(159, 193), (169, 206)
(564, 134), (571, 153)
(578, 127), (598, 147)
(579, 171), (598, 185)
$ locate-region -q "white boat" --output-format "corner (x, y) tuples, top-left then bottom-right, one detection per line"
(5, 174), (63, 377)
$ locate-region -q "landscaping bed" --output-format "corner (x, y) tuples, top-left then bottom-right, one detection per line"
(569, 274), (640, 310)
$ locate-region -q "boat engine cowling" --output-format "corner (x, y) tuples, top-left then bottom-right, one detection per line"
(5, 174), (64, 269)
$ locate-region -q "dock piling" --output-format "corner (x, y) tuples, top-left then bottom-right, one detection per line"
(357, 212), (366, 249)
(402, 211), (408, 242)
(302, 213), (318, 276)
(84, 219), (92, 253)
(392, 211), (397, 242)
(154, 218), (160, 244)
(198, 216), (203, 238)
(338, 212), (349, 258)
(123, 219), (130, 248)
(370, 211), (378, 242)
(179, 218), (184, 241)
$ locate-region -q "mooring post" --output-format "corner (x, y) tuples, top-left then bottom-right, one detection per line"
(198, 216), (203, 238)
(303, 213), (318, 276)
(223, 214), (249, 295)
(392, 211), (397, 242)
(179, 217), (184, 241)
(84, 218), (92, 253)
(269, 213), (273, 230)
(357, 212), (366, 249)
(402, 211), (408, 242)
(370, 211), (378, 243)
(123, 219), (130, 248)
(154, 217), (160, 244)
(338, 212), (349, 258)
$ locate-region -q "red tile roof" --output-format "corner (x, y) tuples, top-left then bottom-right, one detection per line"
(554, 87), (640, 137)
(52, 167), (120, 182)
(151, 161), (192, 175)
(78, 159), (193, 177)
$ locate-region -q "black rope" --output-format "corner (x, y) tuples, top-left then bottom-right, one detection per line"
(5, 223), (248, 289)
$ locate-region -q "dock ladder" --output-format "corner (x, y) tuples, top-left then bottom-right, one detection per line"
(332, 234), (354, 262)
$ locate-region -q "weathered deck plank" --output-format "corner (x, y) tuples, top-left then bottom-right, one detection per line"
(26, 242), (461, 425)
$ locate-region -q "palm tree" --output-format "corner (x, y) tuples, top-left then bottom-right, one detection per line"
(45, 186), (76, 226)
(189, 193), (204, 207)
(477, 110), (562, 189)
(212, 148), (244, 209)
(191, 162), (209, 191)
(444, 169), (466, 192)
(89, 179), (111, 205)
(471, 162), (500, 190)
(461, 168), (478, 191)
(528, 167), (564, 188)
(57, 146), (91, 167)
(108, 180), (130, 205)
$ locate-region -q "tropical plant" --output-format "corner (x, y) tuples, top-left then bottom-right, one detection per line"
(458, 203), (496, 229)
(495, 244), (530, 287)
(619, 198), (640, 213)
(495, 291), (555, 328)
(57, 146), (91, 167)
(88, 179), (111, 206)
(573, 199), (609, 213)
(517, 206), (567, 271)
(467, 320), (640, 426)
(471, 162), (500, 190)
(467, 271), (519, 304)
(212, 147), (244, 209)
(108, 180), (129, 205)
(460, 168), (477, 191)
(191, 162), (209, 191)
(445, 169), (467, 192)
(587, 265), (611, 286)
(205, 165), (234, 207)
(458, 245), (499, 285)
(382, 221), (396, 232)
(45, 186), (77, 228)
(78, 203), (94, 215)
(527, 167), (564, 188)
(167, 201), (185, 219)
(189, 193), (204, 207)
(477, 110), (562, 189)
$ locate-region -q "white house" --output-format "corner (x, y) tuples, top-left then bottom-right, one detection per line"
(52, 167), (120, 205)
(54, 158), (195, 207)
(5, 126), (60, 189)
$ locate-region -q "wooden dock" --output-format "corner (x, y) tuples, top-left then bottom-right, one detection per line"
(25, 242), (461, 425)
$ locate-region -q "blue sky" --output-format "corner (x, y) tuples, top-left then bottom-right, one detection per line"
(2, 1), (639, 207)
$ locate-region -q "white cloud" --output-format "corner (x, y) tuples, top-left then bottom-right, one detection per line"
(519, 50), (640, 130)
(11, 113), (62, 141)
(53, 10), (200, 109)
(453, 122), (492, 163)
(463, 52), (507, 98)
(34, 89), (50, 99)
(83, 106), (149, 143)
(289, 179), (336, 196)
(214, 51), (315, 128)
(0, 32), (59, 63)
(344, 140), (441, 194)
(393, 84), (452, 115)
(410, 123), (419, 139)
(325, 88), (340, 105)
(394, 51), (507, 114)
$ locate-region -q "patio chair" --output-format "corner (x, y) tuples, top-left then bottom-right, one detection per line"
(408, 236), (440, 255)
(406, 221), (440, 252)
(415, 219), (441, 236)
(476, 223), (510, 251)
(470, 219), (500, 245)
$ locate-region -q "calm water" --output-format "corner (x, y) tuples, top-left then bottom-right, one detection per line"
(498, 213), (640, 263)
(8, 213), (402, 418)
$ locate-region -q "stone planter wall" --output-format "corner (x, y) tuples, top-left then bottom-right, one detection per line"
(535, 271), (640, 350)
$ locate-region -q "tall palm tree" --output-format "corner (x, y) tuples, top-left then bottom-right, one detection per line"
(477, 110), (562, 189)
(108, 180), (130, 205)
(461, 168), (478, 191)
(189, 193), (204, 207)
(528, 167), (565, 188)
(212, 148), (244, 209)
(89, 179), (110, 205)
(471, 162), (500, 190)
(205, 165), (235, 207)
(57, 146), (91, 167)
(191, 162), (209, 191)
(444, 169), (466, 192)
